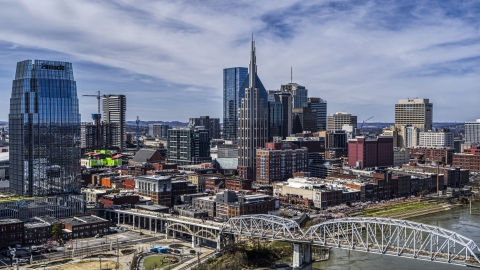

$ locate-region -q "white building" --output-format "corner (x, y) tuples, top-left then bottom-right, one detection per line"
(419, 130), (454, 148)
(393, 148), (410, 167)
(465, 119), (480, 144)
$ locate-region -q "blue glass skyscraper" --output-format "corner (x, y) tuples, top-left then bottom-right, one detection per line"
(223, 67), (268, 140)
(9, 60), (81, 196)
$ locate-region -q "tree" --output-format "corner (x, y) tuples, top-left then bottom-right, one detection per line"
(51, 223), (62, 240)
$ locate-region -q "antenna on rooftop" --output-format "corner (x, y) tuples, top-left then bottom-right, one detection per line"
(291, 66), (292, 83)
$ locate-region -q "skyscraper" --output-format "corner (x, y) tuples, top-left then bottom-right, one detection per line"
(223, 67), (268, 141)
(238, 38), (268, 180)
(102, 94), (126, 151)
(281, 83), (308, 109)
(267, 90), (292, 140)
(395, 98), (433, 131)
(9, 60), (81, 196)
(308, 97), (327, 131)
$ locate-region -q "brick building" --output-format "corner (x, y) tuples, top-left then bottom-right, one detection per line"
(408, 147), (454, 165)
(134, 175), (172, 207)
(0, 219), (23, 248)
(255, 142), (308, 184)
(348, 136), (394, 169)
(453, 145), (480, 171)
(122, 177), (135, 190)
(23, 217), (60, 245)
(401, 165), (469, 187)
(205, 177), (225, 191)
(101, 194), (140, 207)
(225, 178), (252, 191)
(60, 215), (109, 239)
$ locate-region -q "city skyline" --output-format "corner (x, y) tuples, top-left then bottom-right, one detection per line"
(1, 1), (480, 122)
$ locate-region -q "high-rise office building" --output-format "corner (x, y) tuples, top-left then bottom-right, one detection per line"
(327, 112), (357, 131)
(149, 123), (169, 138)
(292, 107), (317, 134)
(267, 91), (284, 140)
(465, 119), (480, 144)
(188, 116), (221, 139)
(395, 98), (433, 131)
(308, 97), (327, 131)
(9, 60), (81, 196)
(103, 94), (126, 151)
(167, 127), (211, 165)
(238, 39), (268, 181)
(80, 122), (120, 150)
(223, 67), (267, 141)
(281, 83), (308, 109)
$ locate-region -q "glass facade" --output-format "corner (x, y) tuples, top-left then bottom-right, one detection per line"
(9, 60), (81, 196)
(222, 67), (267, 140)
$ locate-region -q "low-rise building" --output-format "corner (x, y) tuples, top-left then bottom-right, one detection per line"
(393, 148), (410, 167)
(23, 217), (58, 245)
(193, 196), (217, 217)
(225, 178), (252, 191)
(453, 145), (480, 171)
(60, 215), (109, 239)
(101, 193), (140, 207)
(0, 219), (23, 248)
(135, 175), (172, 207)
(215, 190), (278, 220)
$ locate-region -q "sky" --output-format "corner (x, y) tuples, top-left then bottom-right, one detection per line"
(0, 0), (480, 123)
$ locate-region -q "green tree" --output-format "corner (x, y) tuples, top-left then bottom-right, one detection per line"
(51, 223), (62, 240)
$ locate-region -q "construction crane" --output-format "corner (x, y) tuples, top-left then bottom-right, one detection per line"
(136, 116), (141, 153)
(82, 91), (103, 149)
(360, 116), (374, 129)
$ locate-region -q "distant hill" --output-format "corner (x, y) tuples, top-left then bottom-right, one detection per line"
(126, 120), (188, 127)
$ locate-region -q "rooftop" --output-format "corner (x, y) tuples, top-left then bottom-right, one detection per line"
(0, 218), (22, 224)
(60, 215), (107, 225)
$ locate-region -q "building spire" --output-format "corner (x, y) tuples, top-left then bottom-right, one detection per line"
(291, 66), (292, 83)
(249, 34), (256, 89)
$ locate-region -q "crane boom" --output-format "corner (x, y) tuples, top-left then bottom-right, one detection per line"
(360, 116), (374, 129)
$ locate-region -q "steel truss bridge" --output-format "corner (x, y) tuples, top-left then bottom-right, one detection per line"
(222, 215), (480, 266)
(108, 210), (480, 266)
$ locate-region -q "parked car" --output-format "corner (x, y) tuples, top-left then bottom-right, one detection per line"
(213, 252), (221, 258)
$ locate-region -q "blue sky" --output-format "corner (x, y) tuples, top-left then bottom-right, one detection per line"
(1, 0), (480, 122)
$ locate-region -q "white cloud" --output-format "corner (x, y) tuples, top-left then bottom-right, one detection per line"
(0, 0), (479, 122)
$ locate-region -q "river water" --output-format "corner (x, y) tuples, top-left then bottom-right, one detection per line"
(308, 202), (480, 270)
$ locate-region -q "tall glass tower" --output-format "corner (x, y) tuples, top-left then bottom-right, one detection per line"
(9, 60), (81, 196)
(223, 67), (267, 141)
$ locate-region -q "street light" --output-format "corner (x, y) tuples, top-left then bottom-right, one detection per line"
(99, 255), (104, 270)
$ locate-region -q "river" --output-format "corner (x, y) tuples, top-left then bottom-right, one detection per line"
(311, 202), (480, 270)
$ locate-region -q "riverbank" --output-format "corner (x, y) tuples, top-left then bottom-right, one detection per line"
(358, 200), (454, 219)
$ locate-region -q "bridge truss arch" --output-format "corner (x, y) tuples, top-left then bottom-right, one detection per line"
(221, 214), (303, 240)
(303, 217), (480, 265)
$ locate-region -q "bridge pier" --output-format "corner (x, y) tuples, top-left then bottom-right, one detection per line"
(132, 216), (135, 230)
(292, 243), (311, 269)
(192, 236), (196, 248)
(216, 235), (222, 251)
(165, 228), (169, 239)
